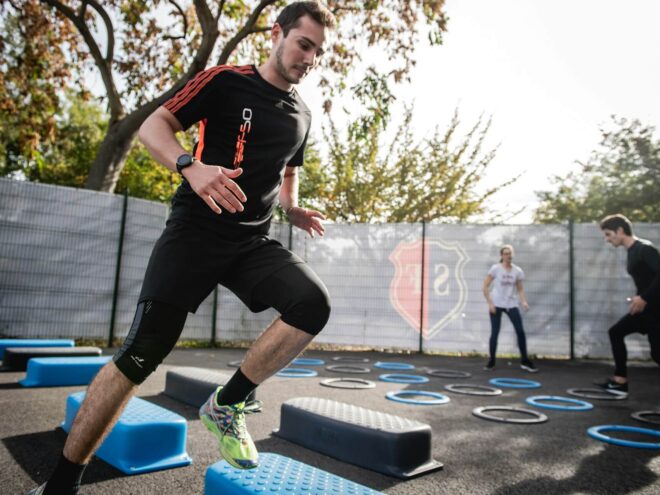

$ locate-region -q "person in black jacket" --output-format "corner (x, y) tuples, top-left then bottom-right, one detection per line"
(596, 214), (660, 394)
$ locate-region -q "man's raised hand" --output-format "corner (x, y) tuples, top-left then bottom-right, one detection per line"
(287, 207), (326, 238)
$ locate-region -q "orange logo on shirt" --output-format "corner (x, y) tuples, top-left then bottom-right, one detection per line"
(233, 108), (252, 168)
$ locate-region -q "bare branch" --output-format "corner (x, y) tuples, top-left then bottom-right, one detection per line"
(41, 0), (123, 120)
(216, 0), (276, 65)
(214, 0), (226, 23)
(146, 0), (219, 109)
(84, 0), (115, 62)
(248, 26), (270, 35)
(164, 0), (188, 40)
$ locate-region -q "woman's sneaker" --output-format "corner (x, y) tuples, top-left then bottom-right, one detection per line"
(199, 386), (259, 469)
(483, 360), (495, 371)
(520, 360), (538, 373)
(594, 378), (628, 395)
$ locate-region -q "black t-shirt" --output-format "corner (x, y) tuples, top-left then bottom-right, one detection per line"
(627, 239), (660, 308)
(163, 64), (311, 235)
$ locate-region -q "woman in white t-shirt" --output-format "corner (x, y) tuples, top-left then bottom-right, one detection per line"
(482, 244), (538, 372)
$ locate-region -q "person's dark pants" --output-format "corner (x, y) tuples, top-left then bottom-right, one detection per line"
(489, 307), (528, 362)
(608, 311), (660, 378)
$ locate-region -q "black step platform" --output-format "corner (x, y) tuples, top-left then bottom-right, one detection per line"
(273, 397), (443, 479)
(164, 366), (256, 408)
(1, 347), (103, 371)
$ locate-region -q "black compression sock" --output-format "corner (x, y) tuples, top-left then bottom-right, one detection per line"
(43, 453), (87, 495)
(216, 367), (257, 406)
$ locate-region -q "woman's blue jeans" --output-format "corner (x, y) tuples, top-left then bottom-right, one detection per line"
(489, 307), (528, 361)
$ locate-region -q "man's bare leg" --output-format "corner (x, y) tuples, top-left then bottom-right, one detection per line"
(63, 361), (138, 464)
(198, 317), (314, 470)
(240, 317), (314, 383)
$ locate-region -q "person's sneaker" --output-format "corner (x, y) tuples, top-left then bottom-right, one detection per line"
(483, 360), (495, 371)
(594, 378), (628, 395)
(199, 386), (259, 469)
(27, 484), (46, 495)
(520, 360), (538, 373)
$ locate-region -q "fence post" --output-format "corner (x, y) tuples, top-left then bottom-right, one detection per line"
(109, 190), (128, 348)
(418, 221), (426, 353)
(569, 219), (575, 360)
(212, 286), (218, 347)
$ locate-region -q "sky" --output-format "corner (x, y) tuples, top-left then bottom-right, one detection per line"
(297, 0), (660, 223)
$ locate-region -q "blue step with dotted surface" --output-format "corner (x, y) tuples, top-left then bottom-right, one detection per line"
(0, 339), (74, 359)
(20, 356), (112, 387)
(205, 452), (383, 494)
(273, 397), (442, 479)
(62, 391), (192, 474)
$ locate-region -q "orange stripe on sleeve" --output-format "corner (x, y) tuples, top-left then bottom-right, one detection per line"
(164, 65), (255, 115)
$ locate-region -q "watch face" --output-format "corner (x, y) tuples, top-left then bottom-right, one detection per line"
(177, 154), (193, 167)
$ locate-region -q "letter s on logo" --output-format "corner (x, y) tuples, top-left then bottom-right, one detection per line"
(433, 264), (450, 296)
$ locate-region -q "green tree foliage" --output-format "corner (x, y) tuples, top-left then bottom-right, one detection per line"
(2, 0), (448, 192)
(534, 117), (660, 223)
(305, 74), (515, 223)
(0, 91), (105, 185)
(0, 90), (186, 202)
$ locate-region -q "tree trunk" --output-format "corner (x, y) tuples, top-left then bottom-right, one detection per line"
(83, 107), (154, 192)
(84, 123), (136, 192)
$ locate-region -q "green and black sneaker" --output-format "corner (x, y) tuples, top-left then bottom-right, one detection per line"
(199, 386), (259, 469)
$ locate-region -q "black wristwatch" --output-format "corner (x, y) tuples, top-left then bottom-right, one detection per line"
(175, 153), (195, 175)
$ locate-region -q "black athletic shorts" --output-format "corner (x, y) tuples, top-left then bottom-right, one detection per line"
(139, 220), (305, 313)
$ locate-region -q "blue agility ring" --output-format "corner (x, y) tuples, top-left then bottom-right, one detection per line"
(374, 361), (415, 370)
(587, 425), (660, 450)
(489, 377), (541, 389)
(291, 358), (325, 366)
(276, 367), (318, 378)
(526, 395), (593, 411)
(386, 390), (450, 405)
(378, 373), (429, 384)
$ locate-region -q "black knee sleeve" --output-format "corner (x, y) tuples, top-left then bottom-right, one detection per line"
(280, 283), (331, 335)
(113, 300), (187, 384)
(252, 263), (331, 336)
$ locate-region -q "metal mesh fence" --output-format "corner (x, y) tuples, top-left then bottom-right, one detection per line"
(1, 178), (658, 359)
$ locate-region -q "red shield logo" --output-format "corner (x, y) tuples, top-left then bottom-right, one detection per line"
(389, 239), (469, 339)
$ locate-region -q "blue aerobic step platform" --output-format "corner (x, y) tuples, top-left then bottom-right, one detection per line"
(0, 339), (74, 359)
(62, 392), (192, 474)
(1, 346), (102, 371)
(165, 366), (256, 408)
(273, 397), (442, 479)
(205, 453), (384, 495)
(20, 356), (112, 387)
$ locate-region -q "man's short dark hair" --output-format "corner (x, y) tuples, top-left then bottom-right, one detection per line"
(600, 214), (633, 236)
(276, 1), (336, 36)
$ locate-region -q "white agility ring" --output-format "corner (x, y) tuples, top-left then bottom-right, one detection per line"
(566, 388), (627, 401)
(325, 364), (370, 374)
(426, 368), (472, 379)
(472, 406), (548, 424)
(445, 384), (502, 396)
(631, 410), (660, 426)
(320, 378), (376, 390)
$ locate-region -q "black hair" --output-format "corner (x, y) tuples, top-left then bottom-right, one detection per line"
(600, 214), (633, 236)
(276, 1), (336, 36)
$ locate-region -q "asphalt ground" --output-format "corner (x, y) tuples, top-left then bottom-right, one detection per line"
(2, 348), (659, 495)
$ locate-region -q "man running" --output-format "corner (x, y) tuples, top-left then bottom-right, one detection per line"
(29, 2), (335, 493)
